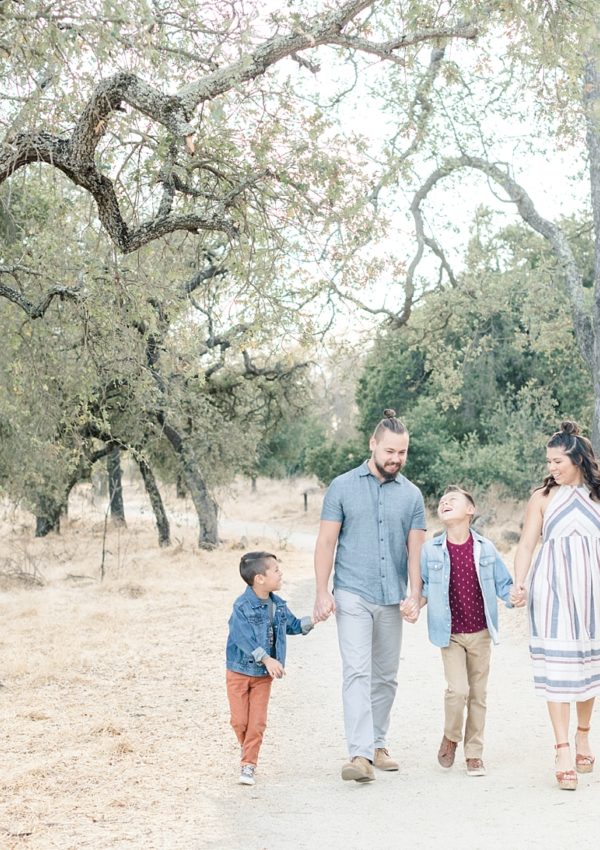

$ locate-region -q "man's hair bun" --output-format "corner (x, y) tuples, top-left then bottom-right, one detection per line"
(372, 408), (406, 440)
(561, 420), (581, 436)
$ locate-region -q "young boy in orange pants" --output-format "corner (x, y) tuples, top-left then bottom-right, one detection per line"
(226, 551), (314, 785)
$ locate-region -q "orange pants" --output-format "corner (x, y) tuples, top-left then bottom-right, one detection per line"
(226, 670), (273, 766)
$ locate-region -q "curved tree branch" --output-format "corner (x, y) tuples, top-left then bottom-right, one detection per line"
(0, 276), (82, 319)
(326, 24), (478, 66)
(0, 1), (485, 253)
(412, 155), (593, 367)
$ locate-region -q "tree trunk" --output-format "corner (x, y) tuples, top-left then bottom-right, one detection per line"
(251, 476), (257, 493)
(35, 495), (64, 536)
(107, 447), (126, 525)
(186, 469), (219, 549)
(159, 420), (218, 548)
(584, 37), (600, 453)
(593, 377), (600, 454)
(138, 459), (170, 547)
(34, 476), (79, 537)
(176, 472), (187, 499)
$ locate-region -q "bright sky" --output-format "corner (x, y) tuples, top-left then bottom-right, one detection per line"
(278, 22), (591, 325)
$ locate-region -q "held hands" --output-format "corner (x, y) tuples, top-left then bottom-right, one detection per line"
(510, 584), (528, 607)
(262, 657), (285, 678)
(399, 594), (421, 624)
(313, 592), (335, 623)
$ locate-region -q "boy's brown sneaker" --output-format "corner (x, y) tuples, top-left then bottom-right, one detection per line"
(374, 748), (399, 771)
(341, 756), (375, 782)
(437, 736), (457, 769)
(466, 758), (487, 777)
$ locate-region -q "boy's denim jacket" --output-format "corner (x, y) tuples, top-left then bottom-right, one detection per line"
(420, 530), (513, 648)
(226, 586), (313, 677)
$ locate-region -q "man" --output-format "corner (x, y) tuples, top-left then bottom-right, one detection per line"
(313, 409), (426, 783)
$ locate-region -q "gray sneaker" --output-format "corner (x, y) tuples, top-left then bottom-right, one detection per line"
(239, 764), (256, 786)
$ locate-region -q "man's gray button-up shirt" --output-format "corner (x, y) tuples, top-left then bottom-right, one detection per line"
(321, 460), (426, 605)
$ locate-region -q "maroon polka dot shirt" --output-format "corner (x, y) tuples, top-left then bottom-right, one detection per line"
(447, 534), (487, 634)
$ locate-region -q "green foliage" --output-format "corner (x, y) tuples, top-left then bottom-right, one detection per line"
(2, 0), (599, 524)
(356, 339), (428, 441)
(0, 171), (320, 516)
(254, 412), (327, 479)
(304, 439), (364, 486)
(354, 219), (594, 498)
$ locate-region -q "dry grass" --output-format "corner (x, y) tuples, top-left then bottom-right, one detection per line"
(0, 476), (527, 849)
(0, 478), (317, 850)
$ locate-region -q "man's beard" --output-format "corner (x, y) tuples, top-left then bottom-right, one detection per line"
(374, 459), (402, 481)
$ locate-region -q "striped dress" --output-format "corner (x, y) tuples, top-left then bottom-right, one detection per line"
(528, 485), (600, 701)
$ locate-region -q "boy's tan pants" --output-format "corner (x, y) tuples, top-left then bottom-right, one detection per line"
(441, 629), (491, 760)
(226, 670), (272, 766)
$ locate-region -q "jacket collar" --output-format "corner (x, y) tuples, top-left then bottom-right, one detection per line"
(432, 528), (485, 546)
(243, 586), (284, 607)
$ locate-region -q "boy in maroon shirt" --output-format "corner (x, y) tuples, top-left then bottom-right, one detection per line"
(419, 486), (513, 776)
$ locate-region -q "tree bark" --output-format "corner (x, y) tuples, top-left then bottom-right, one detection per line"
(584, 32), (600, 451)
(34, 443), (122, 537)
(176, 473), (187, 499)
(138, 459), (170, 547)
(158, 419), (218, 548)
(0, 3), (482, 253)
(107, 447), (126, 526)
(35, 495), (64, 536)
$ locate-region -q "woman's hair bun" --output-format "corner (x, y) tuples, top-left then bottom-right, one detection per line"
(561, 420), (581, 436)
(383, 408), (397, 419)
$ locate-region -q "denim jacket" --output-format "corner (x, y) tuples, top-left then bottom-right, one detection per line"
(226, 586), (314, 677)
(421, 530), (513, 648)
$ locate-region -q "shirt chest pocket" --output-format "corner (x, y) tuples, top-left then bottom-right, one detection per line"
(428, 561), (444, 582)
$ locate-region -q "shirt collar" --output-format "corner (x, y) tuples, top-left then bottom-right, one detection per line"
(358, 459), (404, 484)
(434, 528), (484, 546)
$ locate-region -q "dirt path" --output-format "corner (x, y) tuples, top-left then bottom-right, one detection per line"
(1, 479), (599, 849)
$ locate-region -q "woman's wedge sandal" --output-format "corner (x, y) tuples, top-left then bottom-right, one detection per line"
(575, 726), (595, 774)
(555, 743), (578, 790)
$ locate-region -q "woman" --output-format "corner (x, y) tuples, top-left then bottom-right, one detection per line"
(513, 420), (600, 790)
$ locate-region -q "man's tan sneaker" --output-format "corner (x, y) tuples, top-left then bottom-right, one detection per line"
(341, 756), (375, 782)
(374, 747), (399, 771)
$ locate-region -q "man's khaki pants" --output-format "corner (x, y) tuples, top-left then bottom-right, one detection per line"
(440, 629), (491, 760)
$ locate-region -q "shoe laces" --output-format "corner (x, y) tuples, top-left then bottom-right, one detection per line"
(241, 764), (255, 776)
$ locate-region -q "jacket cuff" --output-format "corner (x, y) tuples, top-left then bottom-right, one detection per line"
(300, 616), (314, 635)
(252, 647), (267, 663)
